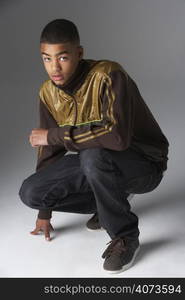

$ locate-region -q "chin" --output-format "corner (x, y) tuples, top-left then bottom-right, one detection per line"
(56, 81), (65, 85)
(54, 80), (66, 86)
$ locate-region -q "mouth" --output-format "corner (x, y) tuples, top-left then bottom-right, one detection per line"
(52, 74), (64, 81)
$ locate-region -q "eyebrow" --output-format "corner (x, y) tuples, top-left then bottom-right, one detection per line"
(41, 50), (69, 56)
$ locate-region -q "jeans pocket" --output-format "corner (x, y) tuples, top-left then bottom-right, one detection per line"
(125, 172), (163, 194)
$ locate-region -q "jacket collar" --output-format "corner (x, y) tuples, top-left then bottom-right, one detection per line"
(51, 59), (91, 95)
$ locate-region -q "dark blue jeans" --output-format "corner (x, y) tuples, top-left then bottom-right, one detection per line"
(19, 147), (164, 239)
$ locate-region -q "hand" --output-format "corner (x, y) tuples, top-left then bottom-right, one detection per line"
(29, 128), (49, 147)
(30, 218), (54, 241)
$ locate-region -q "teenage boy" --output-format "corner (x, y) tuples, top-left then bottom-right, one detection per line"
(19, 19), (169, 273)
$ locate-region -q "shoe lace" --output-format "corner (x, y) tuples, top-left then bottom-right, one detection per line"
(102, 237), (127, 259)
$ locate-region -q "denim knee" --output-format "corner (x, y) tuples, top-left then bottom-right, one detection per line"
(19, 177), (38, 209)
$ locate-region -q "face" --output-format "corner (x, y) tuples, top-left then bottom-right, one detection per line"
(40, 42), (83, 86)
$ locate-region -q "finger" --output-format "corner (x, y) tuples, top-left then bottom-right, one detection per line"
(29, 136), (32, 144)
(30, 228), (42, 235)
(30, 230), (38, 235)
(45, 230), (51, 241)
(29, 135), (35, 147)
(50, 224), (54, 231)
(32, 129), (38, 133)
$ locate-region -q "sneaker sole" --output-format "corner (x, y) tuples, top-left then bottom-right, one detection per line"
(86, 227), (104, 232)
(104, 245), (140, 274)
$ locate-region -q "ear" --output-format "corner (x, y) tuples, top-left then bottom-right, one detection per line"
(78, 46), (84, 59)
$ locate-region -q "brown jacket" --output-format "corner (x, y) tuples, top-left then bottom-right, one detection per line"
(36, 59), (169, 174)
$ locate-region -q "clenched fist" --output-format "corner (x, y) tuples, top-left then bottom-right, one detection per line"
(29, 128), (49, 147)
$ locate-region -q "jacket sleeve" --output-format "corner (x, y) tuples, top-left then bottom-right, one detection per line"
(47, 70), (135, 152)
(36, 99), (67, 172)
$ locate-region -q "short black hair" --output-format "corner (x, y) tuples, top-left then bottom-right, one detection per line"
(40, 19), (80, 45)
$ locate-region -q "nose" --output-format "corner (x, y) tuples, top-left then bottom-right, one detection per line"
(52, 59), (62, 72)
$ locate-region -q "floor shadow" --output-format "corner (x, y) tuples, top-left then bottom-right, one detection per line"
(131, 184), (185, 217)
(134, 237), (176, 265)
(51, 219), (87, 240)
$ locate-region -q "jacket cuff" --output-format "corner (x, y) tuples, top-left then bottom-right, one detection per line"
(47, 127), (66, 145)
(38, 209), (52, 219)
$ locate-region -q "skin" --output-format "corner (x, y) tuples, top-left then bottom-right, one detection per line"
(30, 219), (54, 241)
(30, 42), (83, 241)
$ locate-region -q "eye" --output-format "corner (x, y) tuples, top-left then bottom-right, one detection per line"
(43, 57), (50, 62)
(59, 56), (68, 61)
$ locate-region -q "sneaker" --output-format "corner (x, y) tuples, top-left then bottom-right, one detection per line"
(86, 194), (135, 231)
(102, 236), (140, 274)
(86, 213), (103, 231)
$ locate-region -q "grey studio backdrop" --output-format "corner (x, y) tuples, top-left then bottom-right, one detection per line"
(0, 0), (185, 277)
